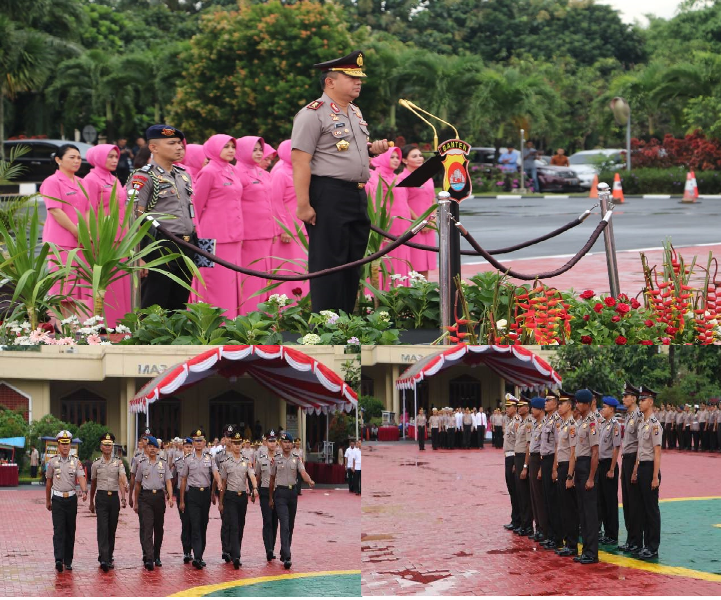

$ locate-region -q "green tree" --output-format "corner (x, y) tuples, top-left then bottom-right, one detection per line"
(76, 421), (110, 461)
(359, 396), (384, 420)
(28, 414), (75, 447)
(0, 408), (29, 439)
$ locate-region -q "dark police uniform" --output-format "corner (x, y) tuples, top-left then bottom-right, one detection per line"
(127, 124), (196, 311)
(416, 411), (427, 451)
(90, 433), (125, 570)
(539, 394), (563, 549)
(528, 402), (548, 542)
(216, 425), (235, 562)
(573, 390), (600, 563)
(46, 430), (87, 571)
(291, 51), (372, 314)
(173, 448), (192, 562)
(555, 410), (579, 556)
(429, 410), (440, 450)
(256, 433), (280, 561)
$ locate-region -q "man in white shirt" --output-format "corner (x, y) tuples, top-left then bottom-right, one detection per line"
(477, 407), (488, 449)
(455, 408), (463, 448)
(344, 441), (355, 493)
(351, 440), (361, 496)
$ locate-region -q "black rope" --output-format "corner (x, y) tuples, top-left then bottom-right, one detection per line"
(455, 212), (612, 281)
(369, 207), (595, 255)
(151, 219), (427, 282)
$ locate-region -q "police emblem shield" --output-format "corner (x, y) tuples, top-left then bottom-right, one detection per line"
(439, 139), (472, 202)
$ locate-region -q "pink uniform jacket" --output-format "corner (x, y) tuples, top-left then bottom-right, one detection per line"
(399, 166), (437, 272)
(177, 144), (206, 181)
(234, 136), (275, 240)
(82, 144), (128, 242)
(41, 169), (90, 248)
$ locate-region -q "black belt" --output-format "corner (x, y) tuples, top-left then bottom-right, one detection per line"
(541, 453), (555, 458)
(141, 489), (163, 494)
(576, 456), (591, 461)
(227, 490), (247, 496)
(312, 175), (366, 190)
(189, 486), (210, 492)
(530, 452), (541, 456)
(622, 452), (637, 458)
(277, 485), (295, 490)
(97, 490), (119, 496)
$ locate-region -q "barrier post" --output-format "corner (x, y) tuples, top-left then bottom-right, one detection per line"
(598, 182), (620, 297)
(437, 191), (453, 341)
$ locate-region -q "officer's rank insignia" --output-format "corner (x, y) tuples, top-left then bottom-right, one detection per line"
(307, 100), (323, 110)
(336, 139), (350, 152)
(330, 102), (340, 113)
(161, 128), (176, 136)
(569, 427), (576, 437)
(563, 426), (568, 432)
(582, 423), (587, 429)
(180, 174), (189, 182)
(331, 114), (340, 121)
(629, 419), (634, 427)
(357, 54), (363, 67)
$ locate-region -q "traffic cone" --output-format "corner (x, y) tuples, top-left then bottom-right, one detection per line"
(612, 172), (625, 203)
(589, 174), (599, 199)
(681, 171), (697, 203)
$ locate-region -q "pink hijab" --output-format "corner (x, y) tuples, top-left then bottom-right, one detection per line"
(263, 143), (276, 160)
(235, 136), (265, 171)
(203, 134), (236, 175)
(371, 147), (402, 181)
(271, 139), (292, 175)
(86, 144), (120, 184)
(178, 143), (206, 180)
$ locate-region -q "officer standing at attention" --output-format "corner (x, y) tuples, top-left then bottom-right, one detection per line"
(180, 429), (223, 570)
(553, 393), (579, 557)
(46, 430), (88, 572)
(513, 397), (534, 537)
(215, 425), (234, 563)
(539, 391), (562, 551)
(568, 389), (599, 564)
(256, 430), (280, 561)
(631, 387), (662, 559)
(89, 433), (127, 572)
(597, 397), (621, 546)
(133, 435), (173, 570)
(502, 395), (520, 532)
(173, 437), (193, 564)
(416, 408), (427, 451)
(527, 397), (549, 543)
(219, 431), (259, 569)
(291, 50), (390, 314)
(429, 408), (440, 450)
(270, 432), (316, 569)
(127, 124), (197, 310)
(618, 383), (644, 554)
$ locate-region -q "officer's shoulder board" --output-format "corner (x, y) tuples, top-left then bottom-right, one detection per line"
(138, 456), (147, 463)
(650, 415), (659, 423)
(174, 164), (187, 172)
(306, 100), (324, 111)
(174, 456), (184, 463)
(139, 164), (152, 173)
(93, 456), (101, 462)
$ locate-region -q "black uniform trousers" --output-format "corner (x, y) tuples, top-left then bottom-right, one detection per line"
(439, 429), (446, 449)
(353, 469), (361, 495)
(95, 491), (120, 564)
(528, 453), (547, 537)
(691, 428), (700, 451)
(274, 486), (298, 562)
(620, 453), (643, 547)
(666, 424), (675, 449)
(597, 458), (619, 542)
(417, 425), (426, 450)
(186, 486), (211, 560)
(541, 454), (560, 544)
(683, 425), (691, 450)
(259, 487), (279, 554)
(494, 426), (503, 448)
(224, 491), (248, 561)
(219, 489), (231, 555)
(174, 488), (191, 555)
(712, 425), (719, 451)
(140, 240), (194, 311)
(513, 452), (533, 530)
(637, 461), (661, 552)
(556, 461), (579, 550)
(504, 455), (520, 528)
(307, 176), (370, 314)
(52, 495), (78, 565)
(430, 427), (439, 450)
(701, 424), (709, 450)
(478, 425), (486, 448)
(447, 428), (455, 449)
(138, 489), (166, 562)
(347, 468), (355, 493)
(574, 456), (598, 559)
(717, 425), (721, 451)
(462, 424), (472, 448)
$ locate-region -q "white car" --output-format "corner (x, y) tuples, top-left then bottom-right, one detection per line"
(568, 149), (625, 189)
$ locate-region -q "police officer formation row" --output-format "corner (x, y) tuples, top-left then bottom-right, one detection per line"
(414, 407), (492, 450)
(502, 384), (662, 566)
(40, 50), (437, 322)
(656, 399), (721, 452)
(46, 427), (314, 574)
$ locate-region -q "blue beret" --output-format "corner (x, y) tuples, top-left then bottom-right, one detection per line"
(616, 404), (627, 412)
(184, 437), (193, 444)
(531, 397), (546, 410)
(575, 389), (593, 404)
(279, 432), (293, 442)
(146, 124), (185, 141)
(146, 436), (159, 448)
(602, 396), (619, 408)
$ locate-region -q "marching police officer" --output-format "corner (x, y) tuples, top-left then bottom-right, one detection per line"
(128, 429), (150, 510)
(619, 383), (644, 554)
(513, 397), (534, 536)
(553, 392), (579, 557)
(569, 389), (599, 564)
(215, 425), (235, 563)
(89, 433), (127, 572)
(502, 395), (520, 532)
(528, 397), (548, 543)
(429, 408), (440, 450)
(291, 50), (390, 314)
(293, 438), (304, 496)
(597, 397), (621, 546)
(269, 432), (315, 569)
(46, 430), (88, 572)
(416, 408), (427, 451)
(180, 429), (223, 570)
(632, 387), (662, 559)
(133, 435), (174, 570)
(256, 430), (280, 561)
(173, 437), (193, 563)
(128, 124), (197, 310)
(539, 391), (562, 550)
(219, 431), (259, 569)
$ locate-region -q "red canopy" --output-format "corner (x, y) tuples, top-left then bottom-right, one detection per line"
(396, 344), (561, 391)
(130, 345), (357, 416)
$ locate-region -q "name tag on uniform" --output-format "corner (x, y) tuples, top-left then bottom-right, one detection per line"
(223, 182), (232, 186)
(66, 191), (77, 196)
(159, 183), (172, 190)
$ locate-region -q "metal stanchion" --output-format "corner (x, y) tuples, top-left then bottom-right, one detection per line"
(437, 191), (452, 341)
(598, 182), (620, 297)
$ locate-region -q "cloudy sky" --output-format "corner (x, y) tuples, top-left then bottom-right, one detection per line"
(597, 0), (683, 24)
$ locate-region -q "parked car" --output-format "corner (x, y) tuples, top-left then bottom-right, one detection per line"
(568, 149), (625, 190)
(3, 139), (93, 183)
(535, 162), (582, 193)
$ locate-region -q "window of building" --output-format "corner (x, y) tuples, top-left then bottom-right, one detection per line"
(0, 382), (30, 421)
(360, 374), (374, 398)
(448, 374), (481, 409)
(209, 391), (254, 441)
(149, 397), (181, 442)
(60, 388), (107, 426)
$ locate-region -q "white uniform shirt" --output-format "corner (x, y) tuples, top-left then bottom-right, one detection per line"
(351, 447), (362, 471)
(455, 411), (463, 429)
(478, 411), (488, 428)
(344, 447), (354, 468)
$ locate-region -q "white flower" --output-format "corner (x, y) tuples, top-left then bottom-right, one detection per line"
(364, 294), (373, 302)
(115, 324), (131, 334)
(60, 315), (79, 326)
(83, 315), (104, 327)
(496, 319), (508, 330)
(301, 333), (321, 345)
(408, 271), (427, 283)
(378, 311), (390, 322)
(320, 310), (339, 325)
(77, 327), (98, 336)
(269, 293), (290, 307)
(389, 274), (407, 282)
(347, 337), (360, 345)
(685, 311), (694, 320)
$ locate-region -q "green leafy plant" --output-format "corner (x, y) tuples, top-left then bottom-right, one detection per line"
(76, 421), (110, 462)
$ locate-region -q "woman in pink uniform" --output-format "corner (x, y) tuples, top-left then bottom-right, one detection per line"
(366, 146), (411, 289)
(235, 136), (276, 312)
(192, 134), (245, 318)
(178, 143), (207, 180)
(269, 139), (308, 299)
(400, 145), (437, 278)
(81, 144), (130, 326)
(40, 144), (91, 313)
(260, 143), (276, 171)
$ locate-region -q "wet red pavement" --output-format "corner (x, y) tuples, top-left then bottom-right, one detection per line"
(362, 441), (721, 596)
(0, 487), (359, 597)
(429, 243), (721, 297)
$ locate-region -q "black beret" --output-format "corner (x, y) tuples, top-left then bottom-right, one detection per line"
(146, 124), (185, 141)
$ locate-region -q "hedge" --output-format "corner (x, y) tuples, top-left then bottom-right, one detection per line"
(598, 167), (721, 195)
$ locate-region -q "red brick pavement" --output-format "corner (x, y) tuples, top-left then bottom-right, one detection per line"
(0, 487), (359, 597)
(362, 442), (721, 596)
(429, 243), (721, 297)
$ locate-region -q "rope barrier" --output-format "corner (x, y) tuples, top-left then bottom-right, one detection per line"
(148, 217), (428, 282)
(369, 206), (596, 256)
(454, 209), (614, 281)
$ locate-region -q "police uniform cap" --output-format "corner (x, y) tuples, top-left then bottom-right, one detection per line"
(231, 432), (243, 442)
(224, 424), (235, 437)
(602, 396), (619, 408)
(266, 430), (277, 441)
(530, 397), (546, 410)
(146, 124), (185, 141)
(101, 432), (115, 445)
(575, 389), (593, 404)
(191, 429), (205, 440)
(56, 430), (73, 444)
(590, 389), (604, 400)
(184, 437), (193, 445)
(146, 436), (160, 448)
(313, 50), (367, 78)
(279, 432), (293, 442)
(623, 382), (640, 397)
(638, 386), (658, 399)
(505, 393), (518, 407)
